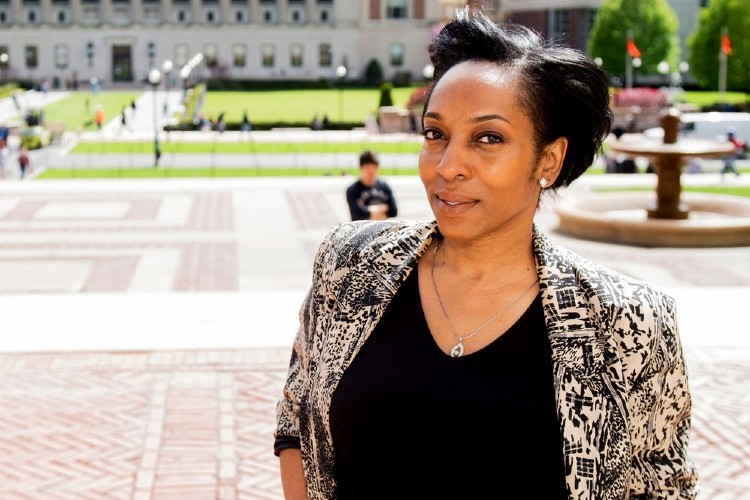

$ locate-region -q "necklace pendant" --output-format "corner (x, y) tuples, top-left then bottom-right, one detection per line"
(450, 340), (465, 358)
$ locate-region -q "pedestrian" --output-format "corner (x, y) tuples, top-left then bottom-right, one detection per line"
(274, 7), (697, 499)
(345, 149), (398, 221)
(721, 126), (743, 177)
(119, 107), (130, 133)
(94, 105), (104, 131)
(240, 111), (252, 132)
(0, 139), (7, 179)
(18, 146), (30, 179)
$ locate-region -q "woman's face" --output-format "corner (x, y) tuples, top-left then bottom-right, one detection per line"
(419, 60), (564, 244)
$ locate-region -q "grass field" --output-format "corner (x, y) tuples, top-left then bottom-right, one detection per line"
(43, 91), (141, 132)
(70, 140), (423, 154)
(200, 86), (424, 124)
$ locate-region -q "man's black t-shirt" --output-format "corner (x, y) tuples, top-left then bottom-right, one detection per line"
(345, 179), (398, 221)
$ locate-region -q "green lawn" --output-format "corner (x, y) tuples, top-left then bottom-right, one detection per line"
(70, 140), (422, 154)
(200, 86), (424, 124)
(37, 167), (421, 179)
(680, 91), (748, 108)
(43, 91), (142, 132)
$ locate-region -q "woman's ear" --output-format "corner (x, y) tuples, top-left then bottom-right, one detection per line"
(539, 137), (568, 187)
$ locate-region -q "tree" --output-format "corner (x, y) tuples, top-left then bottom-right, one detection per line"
(687, 0), (750, 91)
(364, 59), (384, 86)
(587, 0), (680, 84)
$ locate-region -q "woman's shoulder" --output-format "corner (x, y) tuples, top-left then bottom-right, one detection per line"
(536, 231), (672, 306)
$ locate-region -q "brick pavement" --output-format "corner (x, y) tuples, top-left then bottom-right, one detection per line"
(0, 176), (749, 498)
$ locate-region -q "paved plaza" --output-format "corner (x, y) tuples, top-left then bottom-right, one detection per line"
(0, 90), (749, 498)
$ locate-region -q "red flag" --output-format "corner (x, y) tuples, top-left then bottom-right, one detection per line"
(721, 33), (732, 55)
(626, 37), (641, 58)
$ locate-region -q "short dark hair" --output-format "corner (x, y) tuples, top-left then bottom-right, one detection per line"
(359, 149), (379, 167)
(424, 7), (613, 188)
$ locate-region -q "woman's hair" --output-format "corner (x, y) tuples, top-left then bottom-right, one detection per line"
(424, 7), (613, 187)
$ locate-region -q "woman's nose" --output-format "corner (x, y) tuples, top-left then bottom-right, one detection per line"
(435, 141), (469, 181)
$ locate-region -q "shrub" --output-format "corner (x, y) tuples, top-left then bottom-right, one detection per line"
(378, 82), (394, 108)
(364, 59), (383, 86)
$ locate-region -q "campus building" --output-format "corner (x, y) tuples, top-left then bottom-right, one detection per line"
(0, 0), (699, 89)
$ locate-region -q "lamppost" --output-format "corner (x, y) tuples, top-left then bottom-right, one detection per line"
(335, 64), (347, 126)
(148, 68), (162, 167)
(657, 61), (670, 88)
(0, 52), (8, 83)
(422, 63), (434, 82)
(631, 57), (641, 87)
(162, 59), (173, 117)
(180, 64), (191, 94)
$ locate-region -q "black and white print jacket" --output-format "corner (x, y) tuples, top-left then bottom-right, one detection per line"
(275, 219), (698, 499)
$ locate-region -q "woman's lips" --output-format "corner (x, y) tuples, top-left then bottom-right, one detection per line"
(435, 195), (478, 215)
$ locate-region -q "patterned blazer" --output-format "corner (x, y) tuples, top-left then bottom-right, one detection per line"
(275, 220), (698, 499)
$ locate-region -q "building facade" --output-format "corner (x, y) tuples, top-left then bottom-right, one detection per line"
(0, 0), (700, 89)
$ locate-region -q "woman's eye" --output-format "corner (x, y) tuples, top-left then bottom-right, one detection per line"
(477, 133), (503, 144)
(422, 128), (444, 140)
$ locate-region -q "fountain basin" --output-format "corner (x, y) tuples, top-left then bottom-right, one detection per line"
(555, 191), (750, 247)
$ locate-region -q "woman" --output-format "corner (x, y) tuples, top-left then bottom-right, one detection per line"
(275, 7), (697, 499)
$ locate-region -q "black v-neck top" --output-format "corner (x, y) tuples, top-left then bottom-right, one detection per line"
(330, 267), (567, 499)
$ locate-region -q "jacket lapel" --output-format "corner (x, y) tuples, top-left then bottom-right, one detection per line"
(534, 229), (622, 499)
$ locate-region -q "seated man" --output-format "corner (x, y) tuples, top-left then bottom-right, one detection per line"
(346, 150), (398, 221)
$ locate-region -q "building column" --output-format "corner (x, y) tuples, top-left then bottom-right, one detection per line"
(131, 0), (143, 23)
(39, 0), (52, 24)
(162, 0), (173, 24)
(277, 0), (288, 23)
(69, 0), (83, 24)
(99, 0), (113, 24)
(219, 0), (231, 23)
(190, 0), (201, 24)
(249, 0), (259, 24)
(10, 0), (23, 24)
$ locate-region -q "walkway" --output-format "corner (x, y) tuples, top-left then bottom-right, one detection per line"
(0, 90), (749, 498)
(0, 175), (749, 498)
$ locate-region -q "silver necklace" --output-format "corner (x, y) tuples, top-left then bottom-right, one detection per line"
(431, 241), (539, 358)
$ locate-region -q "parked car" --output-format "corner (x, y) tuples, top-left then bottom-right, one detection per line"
(19, 126), (51, 150)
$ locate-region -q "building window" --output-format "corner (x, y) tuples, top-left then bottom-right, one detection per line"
(175, 43), (188, 66)
(386, 0), (407, 19)
(389, 43), (404, 66)
(318, 43), (331, 67)
(234, 10), (245, 22)
(290, 43), (303, 67)
(0, 11), (7, 24)
(54, 44), (68, 69)
(261, 43), (274, 67)
(320, 9), (329, 22)
(25, 45), (38, 68)
(27, 9), (36, 22)
(177, 9), (189, 23)
(290, 8), (304, 23)
(203, 44), (218, 67)
(232, 44), (246, 67)
(261, 8), (275, 23)
(56, 9), (68, 23)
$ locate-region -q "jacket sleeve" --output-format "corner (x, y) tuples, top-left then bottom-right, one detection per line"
(623, 291), (699, 498)
(274, 226), (338, 450)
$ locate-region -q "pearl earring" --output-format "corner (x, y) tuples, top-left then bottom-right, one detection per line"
(539, 178), (548, 188)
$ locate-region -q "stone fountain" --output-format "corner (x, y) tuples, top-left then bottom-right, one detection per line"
(555, 107), (750, 247)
